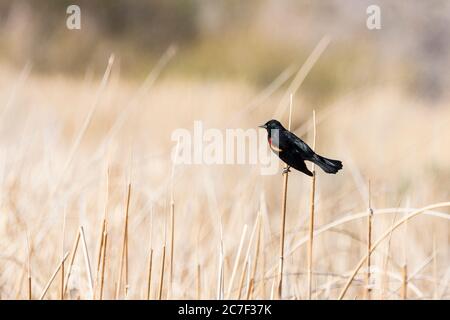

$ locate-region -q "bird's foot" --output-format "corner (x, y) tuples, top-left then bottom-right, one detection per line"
(282, 166), (291, 175)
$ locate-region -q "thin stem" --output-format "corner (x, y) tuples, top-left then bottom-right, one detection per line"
(249, 212), (262, 299)
(169, 200), (175, 298)
(61, 208), (67, 300)
(116, 183), (131, 299)
(146, 249), (154, 300)
(365, 180), (373, 300)
(196, 264), (201, 300)
(64, 229), (81, 296)
(80, 226), (94, 298)
(25, 231), (32, 300)
(338, 202), (450, 299)
(277, 94), (294, 299)
(307, 109), (317, 300)
(158, 245), (166, 300)
(95, 166), (109, 295)
(40, 252), (70, 300)
(99, 230), (108, 300)
(226, 224), (248, 299)
(401, 265), (408, 299)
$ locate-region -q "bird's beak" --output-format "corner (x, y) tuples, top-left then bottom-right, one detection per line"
(258, 124), (267, 129)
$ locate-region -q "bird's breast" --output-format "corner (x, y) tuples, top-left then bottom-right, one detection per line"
(268, 137), (283, 152)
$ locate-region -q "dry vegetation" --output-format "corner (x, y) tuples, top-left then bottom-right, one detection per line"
(0, 49), (449, 300)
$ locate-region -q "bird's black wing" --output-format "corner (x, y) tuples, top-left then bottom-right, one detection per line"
(281, 130), (315, 159)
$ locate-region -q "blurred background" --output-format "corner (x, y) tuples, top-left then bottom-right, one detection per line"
(0, 0), (448, 300)
(0, 0), (449, 102)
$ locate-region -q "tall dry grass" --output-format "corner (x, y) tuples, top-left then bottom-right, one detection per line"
(0, 58), (448, 300)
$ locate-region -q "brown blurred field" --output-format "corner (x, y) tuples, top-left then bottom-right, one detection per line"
(0, 1), (449, 300)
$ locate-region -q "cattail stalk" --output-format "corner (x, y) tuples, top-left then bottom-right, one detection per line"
(237, 216), (260, 299)
(169, 200), (175, 297)
(196, 264), (201, 300)
(116, 183), (131, 299)
(249, 212), (262, 299)
(146, 206), (155, 300)
(338, 202), (450, 299)
(237, 261), (248, 299)
(277, 94), (294, 299)
(95, 166), (109, 296)
(79, 227), (94, 298)
(158, 245), (166, 300)
(226, 224), (248, 299)
(146, 249), (153, 300)
(25, 231), (32, 300)
(402, 207), (408, 300)
(40, 252), (70, 300)
(432, 235), (437, 299)
(307, 110), (317, 300)
(169, 140), (179, 298)
(401, 265), (408, 299)
(99, 230), (108, 300)
(61, 208), (67, 300)
(64, 229), (81, 295)
(365, 180), (373, 300)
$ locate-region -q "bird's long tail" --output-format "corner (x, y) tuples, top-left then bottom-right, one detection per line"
(311, 154), (343, 174)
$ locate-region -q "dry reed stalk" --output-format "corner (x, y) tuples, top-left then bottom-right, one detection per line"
(95, 166), (109, 293)
(53, 55), (114, 193)
(1, 62), (32, 120)
(146, 249), (153, 300)
(237, 261), (248, 299)
(226, 64), (297, 126)
(216, 214), (225, 300)
(244, 258), (252, 299)
(401, 206), (409, 300)
(79, 226), (94, 298)
(365, 181), (373, 300)
(249, 212), (262, 299)
(432, 235), (437, 299)
(307, 110), (317, 300)
(261, 217), (266, 299)
(116, 183), (131, 299)
(146, 205), (155, 300)
(99, 230), (108, 300)
(63, 229), (81, 295)
(196, 264), (201, 300)
(401, 265), (408, 299)
(338, 201), (450, 299)
(158, 245), (166, 300)
(96, 213), (107, 272)
(277, 94), (294, 299)
(276, 207), (448, 266)
(25, 231), (32, 300)
(277, 161), (289, 299)
(380, 213), (396, 299)
(236, 216), (260, 299)
(246, 279), (254, 300)
(61, 209), (67, 300)
(101, 46), (176, 148)
(15, 267), (27, 299)
(39, 252), (70, 300)
(226, 224), (248, 299)
(270, 278), (276, 300)
(168, 140), (180, 298)
(274, 36), (330, 119)
(94, 220), (107, 299)
(169, 200), (175, 297)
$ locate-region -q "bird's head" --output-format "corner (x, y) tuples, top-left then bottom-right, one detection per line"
(258, 119), (284, 131)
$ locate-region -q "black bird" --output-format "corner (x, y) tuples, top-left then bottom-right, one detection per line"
(259, 119), (343, 176)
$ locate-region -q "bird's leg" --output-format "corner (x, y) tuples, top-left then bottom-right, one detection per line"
(282, 166), (291, 175)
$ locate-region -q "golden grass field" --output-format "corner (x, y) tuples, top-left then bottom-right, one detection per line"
(0, 51), (448, 300)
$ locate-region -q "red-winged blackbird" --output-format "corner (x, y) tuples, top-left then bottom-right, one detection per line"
(259, 119), (343, 176)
